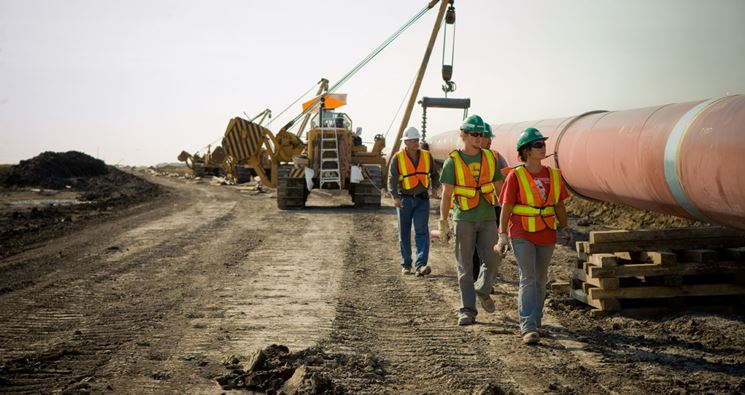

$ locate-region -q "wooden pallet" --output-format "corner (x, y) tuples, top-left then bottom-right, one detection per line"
(569, 227), (745, 314)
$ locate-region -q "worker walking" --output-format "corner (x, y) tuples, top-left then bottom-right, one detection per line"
(388, 126), (437, 277)
(439, 115), (503, 325)
(471, 123), (507, 281)
(497, 127), (571, 345)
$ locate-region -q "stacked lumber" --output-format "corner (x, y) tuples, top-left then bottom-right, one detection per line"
(570, 227), (745, 313)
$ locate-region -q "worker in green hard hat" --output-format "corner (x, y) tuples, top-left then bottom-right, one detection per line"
(439, 114), (503, 326)
(471, 122), (509, 282)
(497, 127), (571, 345)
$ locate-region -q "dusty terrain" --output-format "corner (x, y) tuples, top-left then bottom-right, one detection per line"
(1, 154), (744, 394)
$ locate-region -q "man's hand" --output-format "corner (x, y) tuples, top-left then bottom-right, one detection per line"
(495, 233), (511, 255)
(438, 218), (450, 241)
(393, 198), (402, 208)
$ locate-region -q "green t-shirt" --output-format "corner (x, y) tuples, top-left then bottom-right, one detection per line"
(439, 150), (504, 222)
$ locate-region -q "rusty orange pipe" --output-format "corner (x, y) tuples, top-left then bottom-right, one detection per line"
(427, 95), (745, 230)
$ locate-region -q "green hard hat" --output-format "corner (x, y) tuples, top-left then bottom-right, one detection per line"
(483, 123), (494, 138)
(461, 114), (486, 133)
(516, 127), (548, 150)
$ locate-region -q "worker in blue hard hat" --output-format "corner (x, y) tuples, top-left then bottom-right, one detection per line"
(497, 127), (571, 345)
(388, 126), (438, 277)
(439, 115), (504, 326)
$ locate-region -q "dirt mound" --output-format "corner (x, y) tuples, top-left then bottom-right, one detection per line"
(2, 151), (109, 189)
(78, 166), (161, 206)
(216, 344), (385, 394)
(566, 195), (709, 230)
(0, 152), (163, 258)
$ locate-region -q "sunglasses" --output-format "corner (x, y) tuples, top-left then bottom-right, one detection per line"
(530, 141), (546, 149)
(465, 132), (483, 137)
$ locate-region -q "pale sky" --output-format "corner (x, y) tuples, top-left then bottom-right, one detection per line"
(1, 0), (744, 165)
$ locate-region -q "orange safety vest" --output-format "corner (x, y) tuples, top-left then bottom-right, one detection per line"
(450, 149), (498, 211)
(450, 149), (503, 209)
(511, 165), (562, 232)
(397, 149), (431, 190)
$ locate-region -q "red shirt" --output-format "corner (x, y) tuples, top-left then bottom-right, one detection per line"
(499, 165), (569, 245)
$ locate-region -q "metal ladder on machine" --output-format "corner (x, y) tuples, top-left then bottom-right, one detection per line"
(319, 129), (341, 189)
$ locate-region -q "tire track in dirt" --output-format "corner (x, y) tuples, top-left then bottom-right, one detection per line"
(4, 174), (744, 393)
(323, 210), (519, 394)
(0, 183), (243, 393)
(96, 198), (349, 392)
(420, 217), (613, 394)
(323, 204), (618, 395)
(0, 196), (177, 294)
(188, 209), (346, 352)
(0, 179), (352, 393)
(420, 215), (614, 394)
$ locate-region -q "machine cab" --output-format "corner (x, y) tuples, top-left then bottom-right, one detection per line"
(311, 110), (352, 130)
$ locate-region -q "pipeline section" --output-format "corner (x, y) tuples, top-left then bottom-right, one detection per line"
(426, 95), (745, 230)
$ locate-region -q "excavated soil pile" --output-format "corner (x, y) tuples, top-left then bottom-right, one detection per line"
(566, 195), (709, 230)
(0, 151), (162, 258)
(216, 344), (385, 394)
(1, 151), (109, 189)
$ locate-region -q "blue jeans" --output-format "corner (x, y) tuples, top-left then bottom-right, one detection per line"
(511, 237), (555, 333)
(397, 195), (430, 269)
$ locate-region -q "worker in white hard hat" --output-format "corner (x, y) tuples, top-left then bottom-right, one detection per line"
(388, 126), (438, 277)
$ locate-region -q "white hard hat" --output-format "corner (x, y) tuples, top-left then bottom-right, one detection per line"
(401, 126), (422, 141)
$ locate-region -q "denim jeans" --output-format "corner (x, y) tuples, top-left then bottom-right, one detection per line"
(397, 195), (430, 269)
(511, 237), (555, 333)
(454, 220), (501, 316)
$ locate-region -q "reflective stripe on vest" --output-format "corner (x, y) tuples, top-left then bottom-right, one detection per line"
(450, 149), (498, 211)
(511, 166), (561, 232)
(397, 149), (431, 190)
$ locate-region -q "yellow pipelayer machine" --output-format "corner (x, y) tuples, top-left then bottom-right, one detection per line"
(215, 0), (457, 209)
(221, 83), (386, 209)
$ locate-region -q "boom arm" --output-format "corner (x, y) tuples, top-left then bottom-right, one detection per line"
(387, 0), (451, 164)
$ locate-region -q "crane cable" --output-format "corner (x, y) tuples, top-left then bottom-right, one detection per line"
(327, 5), (430, 93)
(441, 2), (457, 94)
(384, 73), (418, 140)
(284, 3), (435, 129)
(264, 81), (321, 128)
(192, 3), (439, 154)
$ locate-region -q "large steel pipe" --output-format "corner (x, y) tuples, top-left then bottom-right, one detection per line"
(427, 95), (745, 230)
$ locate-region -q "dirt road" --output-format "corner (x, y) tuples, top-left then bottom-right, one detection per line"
(1, 174), (744, 394)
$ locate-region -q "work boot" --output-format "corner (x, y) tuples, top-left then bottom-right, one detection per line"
(401, 267), (413, 275)
(458, 312), (475, 326)
(415, 265), (432, 277)
(478, 294), (496, 313)
(522, 331), (540, 345)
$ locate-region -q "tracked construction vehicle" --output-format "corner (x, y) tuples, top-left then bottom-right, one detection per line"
(214, 0), (458, 209)
(221, 91), (386, 209)
(177, 145), (226, 178)
(178, 110), (273, 182)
